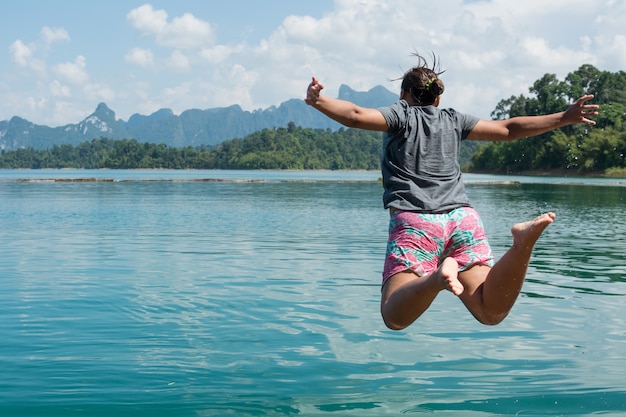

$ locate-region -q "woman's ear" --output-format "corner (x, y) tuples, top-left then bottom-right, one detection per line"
(434, 95), (441, 107)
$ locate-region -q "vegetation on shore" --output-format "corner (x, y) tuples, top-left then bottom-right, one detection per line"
(0, 123), (385, 171)
(1, 65), (624, 176)
(469, 64), (626, 177)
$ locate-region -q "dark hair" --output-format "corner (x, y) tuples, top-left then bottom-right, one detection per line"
(398, 52), (445, 106)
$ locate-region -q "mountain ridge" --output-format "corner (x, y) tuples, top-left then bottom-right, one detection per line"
(0, 84), (398, 151)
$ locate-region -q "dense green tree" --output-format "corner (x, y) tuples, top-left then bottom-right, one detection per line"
(3, 66), (625, 177)
(472, 65), (626, 175)
(0, 127), (386, 171)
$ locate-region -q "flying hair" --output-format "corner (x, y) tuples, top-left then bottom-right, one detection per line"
(395, 52), (446, 106)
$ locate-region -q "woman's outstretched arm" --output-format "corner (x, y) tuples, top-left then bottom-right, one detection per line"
(467, 94), (599, 141)
(305, 77), (388, 131)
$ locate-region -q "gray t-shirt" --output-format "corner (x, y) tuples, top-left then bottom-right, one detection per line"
(378, 100), (480, 212)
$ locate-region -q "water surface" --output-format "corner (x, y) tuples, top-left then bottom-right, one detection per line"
(0, 170), (624, 416)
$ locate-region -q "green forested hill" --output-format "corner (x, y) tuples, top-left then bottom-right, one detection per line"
(0, 123), (384, 170)
(0, 121), (483, 170)
(470, 64), (626, 176)
(0, 84), (398, 151)
(2, 64), (624, 175)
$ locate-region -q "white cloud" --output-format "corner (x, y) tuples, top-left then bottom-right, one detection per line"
(9, 40), (34, 67)
(127, 4), (214, 49)
(165, 12), (214, 48)
(147, 63), (259, 114)
(126, 4), (168, 36)
(165, 50), (190, 71)
(83, 83), (116, 103)
(453, 50), (505, 71)
(41, 26), (70, 45)
(162, 82), (192, 99)
(9, 39), (47, 73)
(520, 36), (594, 68)
(200, 44), (240, 64)
(226, 64), (259, 107)
(54, 55), (88, 84)
(25, 95), (48, 113)
(49, 80), (71, 97)
(117, 0), (626, 119)
(597, 34), (626, 69)
(8, 27), (69, 74)
(3, 0), (626, 127)
(241, 0), (625, 117)
(125, 47), (154, 67)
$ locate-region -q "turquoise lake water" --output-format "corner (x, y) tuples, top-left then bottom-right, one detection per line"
(1, 170), (625, 416)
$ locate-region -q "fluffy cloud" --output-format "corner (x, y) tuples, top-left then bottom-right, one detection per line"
(240, 0), (625, 117)
(41, 26), (69, 45)
(126, 4), (167, 35)
(49, 80), (71, 97)
(127, 4), (214, 49)
(9, 40), (34, 67)
(54, 55), (88, 84)
(200, 44), (241, 64)
(10, 27), (69, 72)
(125, 47), (154, 67)
(165, 50), (190, 72)
(3, 0), (626, 127)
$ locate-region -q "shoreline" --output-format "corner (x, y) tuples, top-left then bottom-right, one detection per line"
(467, 169), (626, 179)
(2, 167), (624, 179)
(1, 169), (624, 185)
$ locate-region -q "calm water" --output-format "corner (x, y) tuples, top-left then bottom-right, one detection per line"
(1, 170), (625, 416)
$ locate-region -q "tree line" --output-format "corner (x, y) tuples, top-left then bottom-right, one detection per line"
(0, 123), (384, 170)
(470, 64), (626, 176)
(1, 64), (625, 176)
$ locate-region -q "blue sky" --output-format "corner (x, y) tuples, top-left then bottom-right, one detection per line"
(1, 0), (625, 126)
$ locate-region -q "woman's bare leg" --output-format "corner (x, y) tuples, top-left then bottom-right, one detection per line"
(379, 212), (555, 329)
(458, 212), (556, 325)
(380, 257), (463, 330)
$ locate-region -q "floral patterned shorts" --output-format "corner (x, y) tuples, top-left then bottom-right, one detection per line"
(382, 207), (495, 285)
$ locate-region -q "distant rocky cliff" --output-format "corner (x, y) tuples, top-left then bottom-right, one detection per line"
(0, 85), (397, 151)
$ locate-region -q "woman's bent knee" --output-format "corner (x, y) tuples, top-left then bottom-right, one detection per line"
(475, 310), (508, 326)
(380, 309), (411, 331)
(382, 316), (409, 331)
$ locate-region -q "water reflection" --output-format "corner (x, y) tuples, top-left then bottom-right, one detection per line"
(468, 182), (626, 296)
(1, 175), (625, 416)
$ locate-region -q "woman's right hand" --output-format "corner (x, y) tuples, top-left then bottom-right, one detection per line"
(305, 76), (324, 105)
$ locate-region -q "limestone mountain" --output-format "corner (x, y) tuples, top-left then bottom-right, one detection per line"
(0, 84), (397, 151)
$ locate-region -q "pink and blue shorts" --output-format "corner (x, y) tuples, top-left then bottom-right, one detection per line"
(382, 207), (495, 285)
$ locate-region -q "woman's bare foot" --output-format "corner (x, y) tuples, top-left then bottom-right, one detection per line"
(511, 212), (556, 250)
(431, 257), (463, 296)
